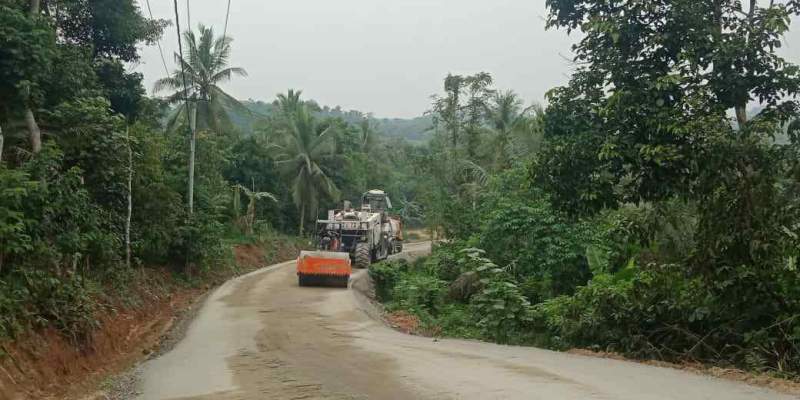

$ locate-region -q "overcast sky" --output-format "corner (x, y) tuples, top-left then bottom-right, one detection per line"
(133, 0), (800, 119)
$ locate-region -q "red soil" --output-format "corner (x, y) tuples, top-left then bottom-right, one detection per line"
(0, 240), (304, 400)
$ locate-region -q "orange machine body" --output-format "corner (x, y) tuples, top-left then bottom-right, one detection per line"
(296, 251), (352, 288)
(296, 251), (352, 277)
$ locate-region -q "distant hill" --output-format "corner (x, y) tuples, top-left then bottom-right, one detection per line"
(230, 99), (434, 144)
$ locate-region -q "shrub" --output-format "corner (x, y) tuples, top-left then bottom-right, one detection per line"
(0, 269), (98, 342)
(169, 213), (233, 273)
(392, 273), (448, 318)
(369, 259), (408, 302)
(478, 198), (592, 299)
(471, 280), (531, 344)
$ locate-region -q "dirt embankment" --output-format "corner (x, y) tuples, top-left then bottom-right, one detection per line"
(0, 239), (304, 400)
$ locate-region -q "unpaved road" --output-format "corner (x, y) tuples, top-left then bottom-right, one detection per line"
(134, 242), (792, 400)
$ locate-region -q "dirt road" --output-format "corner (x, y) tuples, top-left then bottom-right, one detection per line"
(134, 242), (792, 399)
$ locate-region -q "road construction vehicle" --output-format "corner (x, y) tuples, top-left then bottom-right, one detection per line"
(296, 190), (404, 287)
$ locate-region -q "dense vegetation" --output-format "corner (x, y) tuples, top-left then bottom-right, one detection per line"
(3, 0), (800, 383)
(0, 1), (419, 343)
(372, 0), (800, 379)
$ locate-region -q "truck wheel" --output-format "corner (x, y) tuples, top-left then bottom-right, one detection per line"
(355, 242), (371, 269)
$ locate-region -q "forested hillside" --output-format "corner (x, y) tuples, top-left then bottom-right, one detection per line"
(230, 99), (434, 143)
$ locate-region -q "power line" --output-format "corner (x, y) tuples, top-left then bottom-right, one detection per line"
(144, 0), (170, 78)
(223, 0), (232, 39)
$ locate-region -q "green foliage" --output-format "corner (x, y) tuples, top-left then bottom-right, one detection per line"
(21, 145), (119, 269)
(0, 5), (55, 109)
(0, 269), (98, 341)
(392, 273), (448, 318)
(56, 0), (168, 62)
(478, 196), (592, 299)
(154, 24), (248, 134)
(273, 102), (340, 234)
(369, 259), (408, 302)
(0, 165), (34, 271)
(471, 280), (531, 344)
(170, 213), (233, 273)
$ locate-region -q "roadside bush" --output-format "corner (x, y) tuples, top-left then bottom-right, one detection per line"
(369, 259), (409, 302)
(0, 270), (98, 342)
(471, 280), (531, 344)
(391, 273), (448, 319)
(531, 265), (700, 353)
(169, 213), (233, 274)
(478, 198), (592, 299)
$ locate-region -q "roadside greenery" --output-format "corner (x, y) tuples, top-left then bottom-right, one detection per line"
(373, 1), (800, 379)
(0, 1), (418, 345)
(3, 0), (800, 382)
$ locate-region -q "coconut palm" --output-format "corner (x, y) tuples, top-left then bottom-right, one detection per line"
(154, 25), (247, 213)
(154, 25), (247, 133)
(487, 90), (525, 169)
(274, 105), (340, 235)
(276, 89), (304, 116)
(487, 91), (544, 168)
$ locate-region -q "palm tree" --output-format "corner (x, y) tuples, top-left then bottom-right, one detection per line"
(487, 90), (525, 169)
(154, 24), (247, 213)
(274, 105), (340, 235)
(487, 91), (546, 168)
(275, 89), (304, 116)
(155, 25), (247, 133)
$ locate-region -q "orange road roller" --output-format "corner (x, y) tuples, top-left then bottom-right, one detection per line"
(296, 251), (351, 288)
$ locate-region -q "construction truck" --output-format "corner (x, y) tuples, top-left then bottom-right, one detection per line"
(296, 190), (403, 288)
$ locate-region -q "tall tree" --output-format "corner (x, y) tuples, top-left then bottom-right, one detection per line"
(542, 0), (800, 207)
(155, 25), (248, 134)
(274, 105), (340, 235)
(154, 25), (247, 213)
(462, 73), (493, 159)
(488, 90), (524, 168)
(430, 73), (494, 159)
(276, 89), (304, 116)
(545, 0), (800, 130)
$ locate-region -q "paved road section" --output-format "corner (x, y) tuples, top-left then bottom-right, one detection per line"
(135, 242), (792, 399)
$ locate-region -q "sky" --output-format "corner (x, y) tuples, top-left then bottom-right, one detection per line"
(133, 0), (800, 119)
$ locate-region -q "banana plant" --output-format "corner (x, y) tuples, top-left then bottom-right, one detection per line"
(234, 184), (278, 235)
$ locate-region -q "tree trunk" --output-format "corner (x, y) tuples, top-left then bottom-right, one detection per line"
(24, 1), (42, 154)
(25, 107), (42, 153)
(299, 206), (305, 236)
(125, 126), (133, 269)
(0, 126), (4, 163)
(735, 105), (748, 129)
(187, 106), (197, 214)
